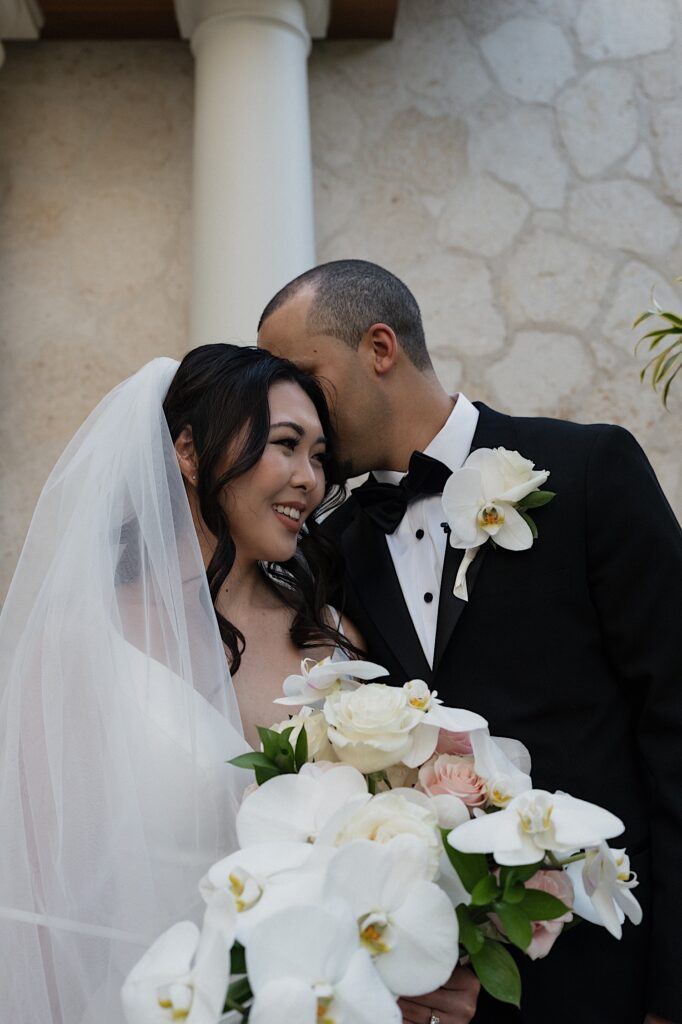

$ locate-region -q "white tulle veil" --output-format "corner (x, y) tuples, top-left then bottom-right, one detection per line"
(0, 358), (249, 1022)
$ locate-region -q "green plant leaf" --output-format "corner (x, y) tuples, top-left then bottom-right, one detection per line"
(457, 905), (485, 955)
(441, 832), (490, 893)
(471, 874), (501, 906)
(632, 310), (655, 329)
(224, 975), (253, 1012)
(502, 862), (544, 890)
(228, 752), (278, 771)
(257, 726), (283, 762)
(502, 882), (526, 904)
(470, 938), (522, 1008)
(519, 889), (570, 921)
(230, 941), (246, 975)
(294, 722), (308, 769)
(254, 764), (281, 786)
(517, 490), (556, 510)
(517, 509), (538, 540)
(493, 903), (533, 951)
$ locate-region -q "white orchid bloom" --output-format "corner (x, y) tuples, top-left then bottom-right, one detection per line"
(442, 447), (550, 599)
(121, 891), (236, 1024)
(403, 679), (488, 735)
(324, 834), (459, 996)
(247, 903), (401, 1024)
(448, 789), (624, 866)
(276, 656), (389, 707)
(270, 706), (336, 761)
(565, 842), (643, 939)
(469, 728), (532, 807)
(199, 842), (331, 943)
(236, 762), (368, 847)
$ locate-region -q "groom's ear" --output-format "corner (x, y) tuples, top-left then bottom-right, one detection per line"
(174, 427), (199, 484)
(359, 323), (399, 377)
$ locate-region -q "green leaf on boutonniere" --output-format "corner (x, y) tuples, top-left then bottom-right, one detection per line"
(517, 489), (556, 509)
(470, 938), (522, 1008)
(517, 509), (538, 540)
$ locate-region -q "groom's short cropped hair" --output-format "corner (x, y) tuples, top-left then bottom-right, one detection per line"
(259, 259), (432, 371)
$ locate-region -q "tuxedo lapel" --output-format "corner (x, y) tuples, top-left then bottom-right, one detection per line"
(432, 403), (519, 674)
(341, 503), (432, 684)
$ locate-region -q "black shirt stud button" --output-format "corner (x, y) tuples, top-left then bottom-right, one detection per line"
(424, 592), (433, 603)
(416, 528), (425, 540)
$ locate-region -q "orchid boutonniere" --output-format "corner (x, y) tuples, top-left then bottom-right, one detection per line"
(441, 447), (555, 601)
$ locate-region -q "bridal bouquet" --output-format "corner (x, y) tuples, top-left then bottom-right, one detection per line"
(121, 659), (642, 1024)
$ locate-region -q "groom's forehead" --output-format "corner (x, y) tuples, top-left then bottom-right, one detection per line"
(258, 293), (334, 366)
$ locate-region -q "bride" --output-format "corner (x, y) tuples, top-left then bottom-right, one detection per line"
(0, 344), (477, 1024)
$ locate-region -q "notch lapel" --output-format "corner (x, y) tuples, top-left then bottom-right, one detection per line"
(341, 507), (432, 684)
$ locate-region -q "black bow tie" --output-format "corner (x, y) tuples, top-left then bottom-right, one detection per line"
(355, 451), (452, 534)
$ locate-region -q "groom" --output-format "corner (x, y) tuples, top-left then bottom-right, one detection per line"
(258, 259), (682, 1024)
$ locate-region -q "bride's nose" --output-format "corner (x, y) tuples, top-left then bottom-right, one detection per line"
(290, 454), (319, 491)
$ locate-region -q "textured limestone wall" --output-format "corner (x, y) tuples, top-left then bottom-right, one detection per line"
(1, 0), (681, 597)
(310, 0), (682, 509)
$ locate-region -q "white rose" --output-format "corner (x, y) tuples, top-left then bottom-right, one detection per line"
(270, 707), (335, 762)
(324, 683), (437, 774)
(493, 447), (550, 504)
(332, 790), (442, 878)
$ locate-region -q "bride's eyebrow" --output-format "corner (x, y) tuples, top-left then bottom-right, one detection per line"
(269, 421), (327, 445)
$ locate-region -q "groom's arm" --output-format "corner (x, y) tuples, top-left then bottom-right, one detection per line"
(586, 425), (682, 1023)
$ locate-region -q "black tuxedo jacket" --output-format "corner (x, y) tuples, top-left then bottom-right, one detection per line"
(322, 404), (682, 1024)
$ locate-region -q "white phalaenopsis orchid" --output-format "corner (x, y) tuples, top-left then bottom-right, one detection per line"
(469, 728), (533, 807)
(199, 842), (330, 943)
(246, 904), (401, 1024)
(275, 656), (388, 707)
(441, 447), (550, 600)
(447, 789), (624, 866)
(236, 762), (369, 847)
(403, 679), (488, 734)
(566, 842), (643, 940)
(324, 835), (459, 996)
(121, 892), (236, 1024)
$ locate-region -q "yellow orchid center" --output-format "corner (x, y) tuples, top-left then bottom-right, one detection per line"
(615, 853), (631, 883)
(489, 786), (512, 807)
(359, 913), (391, 955)
(478, 504), (505, 529)
(157, 984), (192, 1019)
(228, 868), (262, 912)
(408, 693), (430, 710)
(518, 801), (553, 834)
(314, 984), (336, 1023)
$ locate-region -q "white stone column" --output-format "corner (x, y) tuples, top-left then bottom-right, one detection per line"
(179, 0), (326, 346)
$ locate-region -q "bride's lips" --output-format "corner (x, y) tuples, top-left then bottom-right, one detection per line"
(272, 502), (305, 533)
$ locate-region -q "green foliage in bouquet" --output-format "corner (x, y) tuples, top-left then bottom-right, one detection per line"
(229, 725), (308, 785)
(443, 833), (570, 1009)
(635, 279), (682, 407)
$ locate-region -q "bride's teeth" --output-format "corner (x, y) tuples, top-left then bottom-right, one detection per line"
(274, 504), (301, 521)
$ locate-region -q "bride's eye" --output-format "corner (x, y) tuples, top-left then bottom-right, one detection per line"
(273, 436), (298, 451)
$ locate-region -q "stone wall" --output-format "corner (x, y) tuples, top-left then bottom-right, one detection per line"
(1, 0), (681, 597)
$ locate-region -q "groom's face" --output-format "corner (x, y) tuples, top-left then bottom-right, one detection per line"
(258, 290), (377, 474)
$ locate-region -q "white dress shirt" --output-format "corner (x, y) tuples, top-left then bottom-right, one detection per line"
(372, 394), (479, 668)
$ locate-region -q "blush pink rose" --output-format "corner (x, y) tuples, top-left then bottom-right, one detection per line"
(418, 753), (487, 808)
(524, 869), (574, 960)
(436, 730), (474, 755)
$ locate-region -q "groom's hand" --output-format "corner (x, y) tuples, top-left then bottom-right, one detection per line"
(398, 966), (480, 1024)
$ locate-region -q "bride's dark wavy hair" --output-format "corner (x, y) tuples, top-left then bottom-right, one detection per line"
(163, 343), (360, 672)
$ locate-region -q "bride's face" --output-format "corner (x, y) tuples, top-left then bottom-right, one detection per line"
(222, 381), (328, 563)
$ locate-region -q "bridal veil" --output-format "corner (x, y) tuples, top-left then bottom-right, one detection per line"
(0, 358), (248, 1022)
